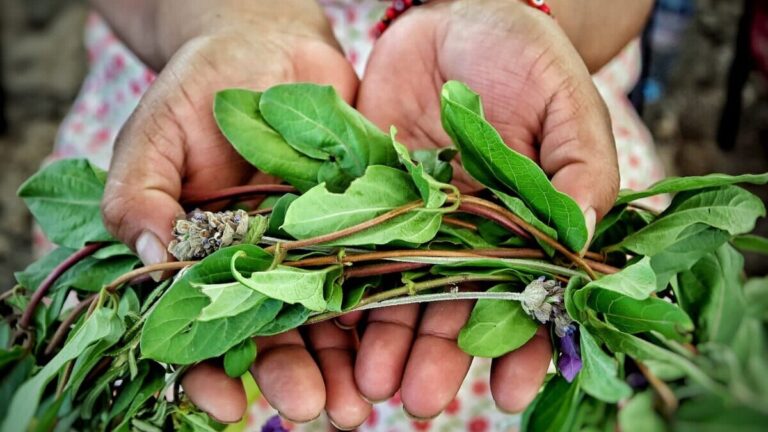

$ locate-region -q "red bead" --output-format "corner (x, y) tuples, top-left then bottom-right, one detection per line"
(540, 4), (551, 14)
(404, 0), (413, 6)
(375, 21), (387, 33)
(385, 6), (397, 20)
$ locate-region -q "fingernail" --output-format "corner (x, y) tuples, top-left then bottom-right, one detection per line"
(403, 407), (439, 421)
(360, 393), (388, 404)
(580, 206), (596, 256)
(136, 230), (167, 281)
(333, 318), (355, 330)
(328, 418), (358, 431)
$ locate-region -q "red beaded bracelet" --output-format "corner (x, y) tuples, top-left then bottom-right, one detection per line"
(372, 0), (553, 37)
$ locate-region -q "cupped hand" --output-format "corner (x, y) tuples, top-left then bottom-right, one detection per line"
(348, 0), (620, 418)
(100, 22), (374, 427)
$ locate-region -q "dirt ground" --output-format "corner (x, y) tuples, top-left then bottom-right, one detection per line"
(0, 0), (766, 291)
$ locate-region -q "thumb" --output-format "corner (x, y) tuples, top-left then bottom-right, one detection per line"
(539, 79), (620, 248)
(101, 101), (185, 269)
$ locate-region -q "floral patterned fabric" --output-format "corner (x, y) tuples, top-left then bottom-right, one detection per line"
(47, 1), (668, 430)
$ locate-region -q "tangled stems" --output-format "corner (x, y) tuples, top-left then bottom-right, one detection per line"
(306, 274), (518, 324)
(182, 184), (297, 207)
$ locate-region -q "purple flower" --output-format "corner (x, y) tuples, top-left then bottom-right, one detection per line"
(261, 415), (288, 432)
(557, 326), (582, 382)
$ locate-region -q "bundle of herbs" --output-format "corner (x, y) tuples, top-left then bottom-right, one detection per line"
(2, 81), (768, 431)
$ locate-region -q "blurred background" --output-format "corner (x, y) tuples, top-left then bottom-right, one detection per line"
(1, 0), (766, 291)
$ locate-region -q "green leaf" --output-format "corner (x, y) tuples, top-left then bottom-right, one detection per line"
(260, 83), (398, 187)
(17, 158), (113, 248)
(579, 328), (632, 403)
(618, 391), (667, 432)
(92, 243), (135, 259)
(435, 224), (496, 249)
(675, 395), (767, 432)
(493, 190), (557, 255)
(342, 277), (380, 311)
(0, 356), (33, 420)
(744, 277), (768, 322)
(440, 81), (587, 252)
(112, 365), (165, 430)
(266, 193), (299, 238)
(214, 89), (323, 192)
(732, 234), (768, 255)
(581, 257), (657, 300)
(14, 246), (75, 291)
(616, 186), (765, 255)
(458, 284), (539, 357)
(255, 303), (311, 336)
(411, 148), (456, 183)
(282, 165), (442, 246)
(231, 253), (331, 312)
(140, 245), (282, 364)
(2, 308), (124, 432)
(224, 338), (257, 378)
(648, 224), (730, 290)
(521, 375), (583, 432)
(616, 172), (768, 205)
(676, 245), (746, 344)
(196, 282), (266, 322)
(586, 289), (693, 342)
(391, 128), (449, 208)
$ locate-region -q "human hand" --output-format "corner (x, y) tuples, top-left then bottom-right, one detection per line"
(100, 7), (373, 426)
(348, 0), (619, 417)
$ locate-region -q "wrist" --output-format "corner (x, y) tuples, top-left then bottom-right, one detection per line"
(153, 0), (338, 67)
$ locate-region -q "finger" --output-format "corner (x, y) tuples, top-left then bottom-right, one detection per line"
(182, 362), (247, 423)
(490, 326), (552, 413)
(253, 330), (326, 422)
(354, 304), (420, 402)
(400, 300), (474, 418)
(306, 321), (371, 429)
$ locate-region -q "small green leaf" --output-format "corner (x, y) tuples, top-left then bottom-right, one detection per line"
(214, 89), (323, 192)
(649, 224), (730, 290)
(494, 190), (557, 255)
(458, 284), (539, 357)
(616, 172), (768, 205)
(581, 257), (657, 300)
(224, 338), (257, 378)
(266, 193), (299, 238)
(231, 252), (330, 311)
(579, 328), (632, 403)
(255, 303), (311, 336)
(521, 375), (583, 432)
(411, 148), (457, 183)
(391, 127), (450, 209)
(616, 186), (765, 255)
(282, 165), (442, 246)
(197, 282), (266, 322)
(440, 81), (587, 252)
(618, 391), (667, 432)
(17, 158), (113, 248)
(732, 234), (768, 255)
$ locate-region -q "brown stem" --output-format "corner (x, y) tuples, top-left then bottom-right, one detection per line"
(19, 242), (106, 330)
(44, 294), (97, 356)
(285, 248), (544, 268)
(458, 197), (598, 280)
(442, 217), (478, 231)
(0, 285), (20, 303)
(103, 261), (197, 293)
(248, 207), (274, 216)
(182, 184), (297, 207)
(457, 202), (531, 239)
(636, 361), (678, 414)
(265, 201), (424, 253)
(346, 262), (430, 279)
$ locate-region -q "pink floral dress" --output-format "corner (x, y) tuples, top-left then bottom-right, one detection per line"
(49, 1), (667, 431)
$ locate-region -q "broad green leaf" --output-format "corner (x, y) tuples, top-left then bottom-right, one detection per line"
(14, 246), (75, 291)
(581, 257), (657, 300)
(0, 356), (33, 420)
(435, 224), (496, 249)
(458, 284), (539, 357)
(521, 375), (583, 432)
(17, 158), (113, 248)
(141, 245), (282, 364)
(616, 186), (765, 255)
(616, 172), (768, 205)
(282, 165), (442, 246)
(675, 395), (767, 432)
(618, 391), (667, 432)
(2, 308), (123, 432)
(197, 282), (266, 322)
(411, 148), (456, 183)
(744, 277), (768, 322)
(224, 338), (257, 378)
(391, 128), (449, 208)
(255, 303), (311, 336)
(441, 81), (587, 252)
(266, 193), (299, 238)
(324, 268), (344, 313)
(579, 328), (632, 403)
(214, 89), (322, 192)
(231, 254), (331, 312)
(494, 190), (557, 255)
(676, 245), (746, 344)
(260, 83), (398, 186)
(732, 234), (768, 255)
(342, 277), (380, 311)
(649, 224), (730, 290)
(586, 289), (693, 342)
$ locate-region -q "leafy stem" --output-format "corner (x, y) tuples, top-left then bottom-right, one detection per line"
(182, 184), (297, 207)
(305, 274), (517, 324)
